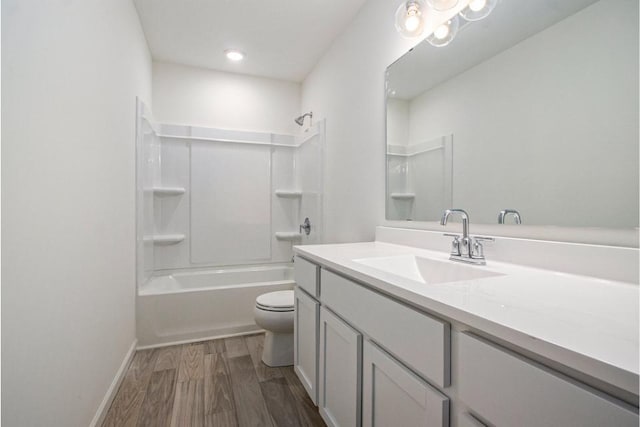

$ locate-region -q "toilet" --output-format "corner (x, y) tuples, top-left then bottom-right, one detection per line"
(253, 290), (295, 367)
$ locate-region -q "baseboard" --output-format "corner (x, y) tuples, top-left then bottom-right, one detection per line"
(136, 328), (265, 350)
(89, 339), (138, 427)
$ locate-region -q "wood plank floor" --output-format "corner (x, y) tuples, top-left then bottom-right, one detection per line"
(102, 333), (325, 427)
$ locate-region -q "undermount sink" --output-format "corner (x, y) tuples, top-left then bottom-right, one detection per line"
(354, 254), (504, 285)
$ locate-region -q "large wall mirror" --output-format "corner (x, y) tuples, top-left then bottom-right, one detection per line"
(385, 0), (638, 229)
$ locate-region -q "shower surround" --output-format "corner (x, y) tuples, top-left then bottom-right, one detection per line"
(135, 100), (324, 347)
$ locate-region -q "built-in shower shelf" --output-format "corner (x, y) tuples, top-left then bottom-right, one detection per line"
(152, 186), (186, 196)
(275, 232), (302, 241)
(390, 192), (415, 200)
(275, 190), (302, 198)
(143, 234), (186, 245)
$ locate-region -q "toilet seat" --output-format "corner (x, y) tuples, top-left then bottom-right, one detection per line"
(255, 290), (294, 312)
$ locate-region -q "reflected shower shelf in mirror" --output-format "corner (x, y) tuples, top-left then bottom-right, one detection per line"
(143, 234), (186, 245)
(275, 190), (303, 198)
(390, 193), (416, 200)
(275, 232), (302, 241)
(151, 187), (186, 196)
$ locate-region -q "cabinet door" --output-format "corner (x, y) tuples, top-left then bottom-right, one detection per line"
(294, 287), (320, 404)
(362, 341), (449, 427)
(319, 306), (362, 427)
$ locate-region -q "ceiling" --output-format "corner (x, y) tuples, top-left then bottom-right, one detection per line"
(133, 0), (368, 82)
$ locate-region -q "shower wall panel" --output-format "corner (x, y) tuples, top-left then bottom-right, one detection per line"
(190, 143), (272, 264)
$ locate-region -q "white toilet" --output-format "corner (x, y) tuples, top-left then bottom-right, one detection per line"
(253, 290), (295, 367)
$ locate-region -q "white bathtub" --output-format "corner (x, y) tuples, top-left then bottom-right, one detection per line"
(136, 264), (295, 348)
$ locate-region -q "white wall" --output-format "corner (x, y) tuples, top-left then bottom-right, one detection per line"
(153, 61), (301, 134)
(2, 0), (152, 425)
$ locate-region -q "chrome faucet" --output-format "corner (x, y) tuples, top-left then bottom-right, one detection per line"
(498, 209), (522, 224)
(441, 209), (493, 265)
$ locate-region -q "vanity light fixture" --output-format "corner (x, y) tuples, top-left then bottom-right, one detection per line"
(459, 0), (497, 21)
(395, 0), (426, 38)
(224, 49), (245, 61)
(426, 0), (458, 11)
(426, 15), (459, 47)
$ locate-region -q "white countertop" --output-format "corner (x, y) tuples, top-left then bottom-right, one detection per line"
(294, 241), (639, 396)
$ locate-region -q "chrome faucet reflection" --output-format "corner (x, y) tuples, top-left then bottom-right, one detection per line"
(441, 209), (493, 265)
(498, 209), (522, 224)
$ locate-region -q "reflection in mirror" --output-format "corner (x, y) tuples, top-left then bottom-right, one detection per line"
(386, 132), (453, 221)
(386, 0), (639, 228)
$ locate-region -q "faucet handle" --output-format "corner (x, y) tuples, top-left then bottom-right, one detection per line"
(472, 240), (485, 259)
(444, 233), (461, 256)
(471, 236), (493, 259)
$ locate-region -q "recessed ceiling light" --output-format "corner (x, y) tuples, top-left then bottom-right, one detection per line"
(224, 49), (244, 61)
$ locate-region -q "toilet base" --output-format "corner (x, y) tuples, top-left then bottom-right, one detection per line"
(261, 331), (294, 367)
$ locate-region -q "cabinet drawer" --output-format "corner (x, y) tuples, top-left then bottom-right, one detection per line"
(458, 332), (638, 427)
(295, 256), (319, 297)
(362, 341), (449, 426)
(321, 269), (450, 388)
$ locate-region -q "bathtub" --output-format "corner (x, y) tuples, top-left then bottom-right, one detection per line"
(136, 263), (295, 348)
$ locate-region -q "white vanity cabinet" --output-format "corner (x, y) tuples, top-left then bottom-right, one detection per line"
(294, 256), (451, 427)
(319, 306), (362, 427)
(293, 255), (639, 427)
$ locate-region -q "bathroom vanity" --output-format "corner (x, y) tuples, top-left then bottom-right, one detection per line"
(292, 228), (639, 427)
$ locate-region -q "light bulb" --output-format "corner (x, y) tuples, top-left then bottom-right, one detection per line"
(433, 23), (450, 39)
(426, 0), (458, 11)
(459, 0), (497, 21)
(426, 15), (459, 47)
(224, 49), (244, 61)
(395, 0), (426, 38)
(405, 14), (421, 31)
(468, 0), (487, 11)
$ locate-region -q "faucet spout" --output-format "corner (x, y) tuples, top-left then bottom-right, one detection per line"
(498, 209), (522, 224)
(441, 208), (469, 239)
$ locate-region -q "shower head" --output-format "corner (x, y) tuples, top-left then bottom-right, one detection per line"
(294, 112), (313, 126)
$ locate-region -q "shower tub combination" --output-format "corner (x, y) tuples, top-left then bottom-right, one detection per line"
(135, 105), (324, 349)
(136, 264), (295, 348)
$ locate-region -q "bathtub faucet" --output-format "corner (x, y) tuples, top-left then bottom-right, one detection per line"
(300, 218), (311, 236)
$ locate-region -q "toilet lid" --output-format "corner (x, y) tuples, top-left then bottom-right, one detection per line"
(256, 290), (294, 311)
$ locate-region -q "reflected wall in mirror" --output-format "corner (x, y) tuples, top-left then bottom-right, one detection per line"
(385, 0), (639, 228)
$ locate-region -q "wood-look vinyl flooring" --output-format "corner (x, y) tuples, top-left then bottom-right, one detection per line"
(102, 333), (325, 427)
